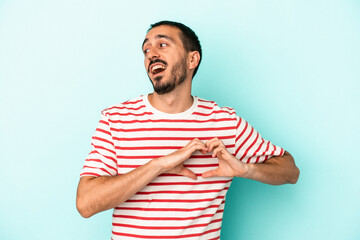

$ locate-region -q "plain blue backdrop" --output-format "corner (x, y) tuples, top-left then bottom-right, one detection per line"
(0, 0), (359, 239)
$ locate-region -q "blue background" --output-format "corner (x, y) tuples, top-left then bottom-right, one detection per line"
(0, 0), (359, 239)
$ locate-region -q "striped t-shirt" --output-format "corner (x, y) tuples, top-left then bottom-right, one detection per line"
(81, 94), (284, 240)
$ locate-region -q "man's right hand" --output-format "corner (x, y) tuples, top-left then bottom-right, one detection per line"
(155, 138), (208, 180)
(76, 138), (207, 218)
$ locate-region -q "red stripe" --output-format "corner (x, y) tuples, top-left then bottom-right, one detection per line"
(256, 141), (271, 163)
(263, 145), (277, 163)
(107, 111), (153, 116)
(187, 155), (216, 159)
(113, 135), (235, 142)
(92, 136), (114, 146)
(198, 104), (213, 110)
(115, 201), (225, 212)
(270, 145), (277, 155)
(118, 163), (218, 168)
(83, 165), (112, 175)
(208, 236), (220, 240)
(118, 164), (147, 168)
(112, 227), (221, 239)
(279, 147), (284, 156)
(113, 209), (224, 221)
(89, 150), (117, 164)
(241, 132), (259, 162)
(86, 158), (117, 172)
(198, 99), (215, 104)
(263, 155), (270, 162)
(235, 124), (253, 156)
(116, 155), (214, 160)
(116, 155), (224, 160)
(108, 118), (236, 124)
(265, 141), (270, 152)
(227, 144), (235, 148)
(115, 144), (235, 151)
(106, 105), (146, 111)
(236, 117), (242, 129)
(96, 127), (111, 136)
(116, 145), (180, 150)
(184, 163), (218, 167)
(235, 121), (248, 147)
(193, 110), (236, 116)
(112, 218), (222, 230)
(109, 126), (236, 132)
(252, 138), (265, 163)
(122, 99), (143, 105)
(92, 144), (116, 155)
(159, 173), (203, 177)
(99, 120), (109, 125)
(80, 172), (100, 177)
(147, 180), (230, 186)
(126, 195), (225, 203)
(137, 187), (229, 195)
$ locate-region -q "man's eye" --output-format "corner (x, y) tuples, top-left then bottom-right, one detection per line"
(143, 49), (149, 54)
(160, 43), (167, 47)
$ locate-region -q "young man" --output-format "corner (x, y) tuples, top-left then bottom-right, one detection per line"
(76, 21), (299, 239)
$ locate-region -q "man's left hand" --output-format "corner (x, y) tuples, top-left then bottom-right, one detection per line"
(202, 137), (248, 178)
(201, 138), (300, 185)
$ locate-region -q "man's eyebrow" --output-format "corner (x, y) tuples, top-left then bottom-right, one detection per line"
(156, 34), (174, 42)
(142, 34), (175, 49)
(142, 38), (149, 49)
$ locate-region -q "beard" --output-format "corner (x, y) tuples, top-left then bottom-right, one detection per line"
(148, 57), (188, 95)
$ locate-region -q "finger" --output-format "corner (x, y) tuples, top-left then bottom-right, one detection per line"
(190, 143), (208, 154)
(200, 148), (208, 154)
(180, 167), (197, 180)
(187, 139), (207, 150)
(208, 140), (223, 153)
(205, 137), (218, 149)
(212, 146), (225, 158)
(191, 138), (206, 146)
(202, 168), (220, 178)
(207, 138), (225, 153)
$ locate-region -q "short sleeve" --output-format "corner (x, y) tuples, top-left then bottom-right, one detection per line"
(234, 115), (284, 164)
(80, 113), (118, 177)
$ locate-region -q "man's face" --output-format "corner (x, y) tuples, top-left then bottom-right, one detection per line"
(142, 25), (189, 95)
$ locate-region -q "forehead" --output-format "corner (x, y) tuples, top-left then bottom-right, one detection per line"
(143, 25), (183, 46)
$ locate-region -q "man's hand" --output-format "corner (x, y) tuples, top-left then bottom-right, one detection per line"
(201, 137), (299, 185)
(202, 138), (249, 178)
(156, 138), (208, 180)
(76, 138), (208, 218)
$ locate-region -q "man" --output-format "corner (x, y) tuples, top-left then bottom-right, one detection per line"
(76, 21), (300, 239)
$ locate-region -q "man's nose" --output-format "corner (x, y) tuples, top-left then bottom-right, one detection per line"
(147, 47), (160, 60)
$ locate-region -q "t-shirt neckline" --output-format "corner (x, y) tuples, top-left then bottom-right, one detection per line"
(142, 94), (198, 118)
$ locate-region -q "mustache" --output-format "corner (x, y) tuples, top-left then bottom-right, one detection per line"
(148, 59), (168, 73)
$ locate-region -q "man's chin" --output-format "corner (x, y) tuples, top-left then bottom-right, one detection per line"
(154, 75), (163, 81)
(153, 82), (175, 95)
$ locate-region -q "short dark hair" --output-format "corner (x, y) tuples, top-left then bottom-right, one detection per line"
(148, 20), (202, 78)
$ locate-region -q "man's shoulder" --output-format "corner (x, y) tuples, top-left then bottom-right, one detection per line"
(196, 96), (237, 116)
(100, 95), (145, 116)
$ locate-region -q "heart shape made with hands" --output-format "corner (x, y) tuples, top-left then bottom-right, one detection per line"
(184, 137), (245, 179)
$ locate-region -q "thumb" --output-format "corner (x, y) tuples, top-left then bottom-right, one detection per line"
(202, 169), (219, 178)
(181, 167), (197, 180)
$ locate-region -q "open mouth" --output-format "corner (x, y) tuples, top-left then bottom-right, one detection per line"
(150, 64), (167, 75)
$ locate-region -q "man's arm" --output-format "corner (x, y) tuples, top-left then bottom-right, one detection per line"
(241, 151), (299, 185)
(76, 138), (207, 218)
(202, 138), (300, 185)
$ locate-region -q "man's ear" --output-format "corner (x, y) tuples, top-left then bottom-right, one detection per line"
(188, 51), (200, 70)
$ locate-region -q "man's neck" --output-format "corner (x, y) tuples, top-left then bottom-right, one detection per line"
(148, 86), (193, 114)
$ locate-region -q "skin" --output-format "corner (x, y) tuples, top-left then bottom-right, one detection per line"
(76, 25), (300, 218)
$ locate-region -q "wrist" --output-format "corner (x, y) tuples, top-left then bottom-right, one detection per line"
(150, 156), (167, 175)
(235, 162), (252, 178)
